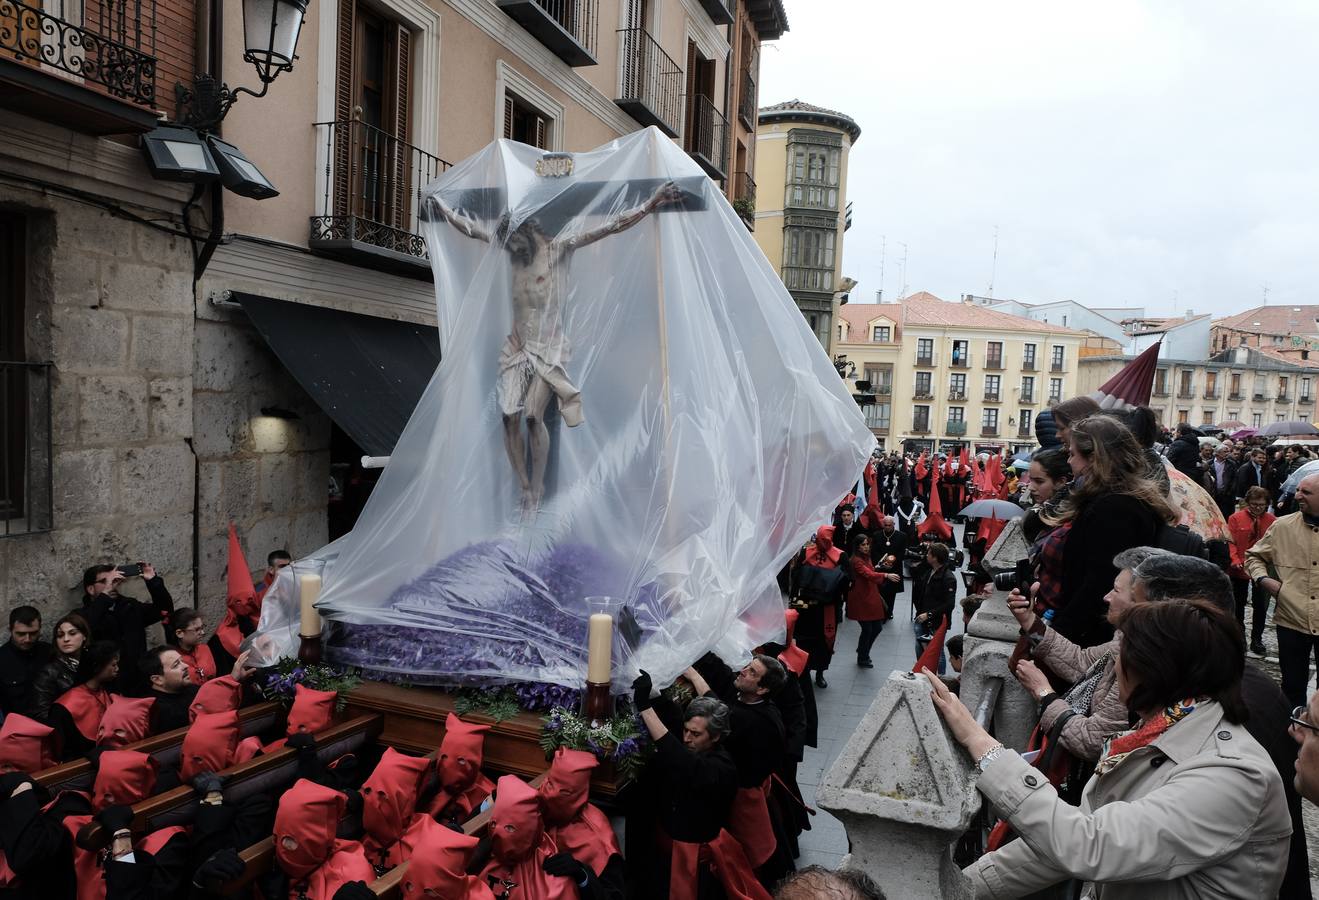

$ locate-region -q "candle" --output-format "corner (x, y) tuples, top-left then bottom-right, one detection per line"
(300, 573), (322, 638)
(586, 612), (613, 684)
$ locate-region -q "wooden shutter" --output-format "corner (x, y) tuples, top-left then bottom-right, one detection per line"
(683, 41), (697, 149)
(389, 24), (412, 229)
(503, 96), (515, 140)
(534, 115), (548, 150)
(332, 0), (357, 216)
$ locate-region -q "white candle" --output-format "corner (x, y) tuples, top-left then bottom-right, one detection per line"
(586, 613), (613, 683)
(300, 573), (323, 638)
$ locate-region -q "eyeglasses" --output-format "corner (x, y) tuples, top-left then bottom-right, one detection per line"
(1291, 706), (1319, 735)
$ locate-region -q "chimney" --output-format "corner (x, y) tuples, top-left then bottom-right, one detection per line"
(1184, 309), (1195, 319)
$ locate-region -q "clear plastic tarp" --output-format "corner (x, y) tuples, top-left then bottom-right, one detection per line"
(246, 127), (874, 691)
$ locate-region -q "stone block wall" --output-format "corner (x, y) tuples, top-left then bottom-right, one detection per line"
(192, 301), (330, 624)
(0, 188), (197, 619)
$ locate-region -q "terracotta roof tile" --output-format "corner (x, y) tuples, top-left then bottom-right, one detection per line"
(1214, 305), (1319, 335)
(836, 292), (1085, 337)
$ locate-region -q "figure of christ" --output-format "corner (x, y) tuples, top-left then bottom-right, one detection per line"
(432, 180), (684, 513)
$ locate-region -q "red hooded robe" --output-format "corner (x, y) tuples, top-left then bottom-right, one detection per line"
(176, 642), (218, 685)
(274, 779), (373, 900)
(777, 610), (809, 677)
(217, 523), (261, 657)
(538, 748), (620, 878)
(188, 675), (244, 723)
(0, 714), (57, 773)
(181, 709), (240, 781)
(427, 713), (495, 824)
(361, 747), (435, 869)
(480, 775), (575, 900)
(399, 824), (495, 900)
(55, 685), (113, 742)
(96, 695), (155, 749)
(802, 526), (843, 653)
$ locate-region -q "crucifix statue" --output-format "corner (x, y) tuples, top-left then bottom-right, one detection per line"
(431, 179), (684, 514)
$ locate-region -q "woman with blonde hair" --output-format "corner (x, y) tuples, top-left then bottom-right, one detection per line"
(1041, 415), (1177, 646)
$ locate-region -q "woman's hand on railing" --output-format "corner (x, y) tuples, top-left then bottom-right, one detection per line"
(921, 668), (999, 762)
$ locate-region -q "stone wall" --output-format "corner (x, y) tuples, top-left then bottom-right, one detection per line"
(192, 299), (330, 623)
(0, 188), (197, 618)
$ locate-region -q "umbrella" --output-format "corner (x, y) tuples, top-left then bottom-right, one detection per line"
(1217, 420), (1247, 431)
(1281, 459), (1319, 498)
(1163, 459), (1231, 542)
(1229, 428), (1257, 440)
(1011, 449), (1033, 463)
(1258, 420), (1319, 438)
(1089, 341), (1161, 410)
(1010, 459), (1031, 471)
(958, 499), (1025, 519)
(1197, 436), (1221, 448)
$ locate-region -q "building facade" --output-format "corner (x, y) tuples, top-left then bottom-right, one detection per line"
(1212, 305), (1319, 360)
(835, 293), (1084, 453)
(968, 296), (1139, 347)
(752, 100), (859, 351)
(1078, 345), (1319, 431)
(1, 0), (785, 623)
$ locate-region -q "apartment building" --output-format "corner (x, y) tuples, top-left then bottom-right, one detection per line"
(835, 292), (1084, 453)
(752, 100), (859, 351)
(0, 0), (786, 620)
(1212, 304), (1319, 360)
(1078, 345), (1319, 431)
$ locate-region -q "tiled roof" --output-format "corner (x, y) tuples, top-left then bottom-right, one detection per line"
(900, 292), (1086, 334)
(1125, 314), (1210, 335)
(758, 99), (861, 142)
(1255, 346), (1319, 369)
(1214, 305), (1319, 335)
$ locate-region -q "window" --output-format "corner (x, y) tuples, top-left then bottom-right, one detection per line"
(1280, 376), (1290, 397)
(786, 131), (842, 209)
(1062, 314), (1068, 327)
(948, 407), (965, 422)
(985, 341), (1003, 368)
(1227, 409), (1239, 420)
(951, 340), (969, 367)
(1178, 409), (1189, 425)
(1051, 345), (1065, 371)
(949, 373), (966, 397)
(1252, 412), (1263, 427)
(1278, 413), (1287, 422)
(1018, 409), (1033, 434)
(1254, 375), (1266, 398)
(984, 375), (1000, 399)
(916, 338), (934, 363)
(1023, 344), (1037, 369)
(1205, 371), (1217, 393)
(913, 406), (930, 432)
(914, 372), (932, 396)
(865, 403), (891, 430)
(1202, 411), (1214, 425)
(1179, 370), (1193, 396)
(871, 325), (891, 342)
(982, 408), (999, 431)
(782, 218), (837, 292)
(1021, 376), (1035, 400)
(1048, 377), (1063, 401)
(1304, 377), (1313, 400)
(1302, 413), (1311, 423)
(1230, 373), (1242, 396)
(1154, 368), (1168, 394)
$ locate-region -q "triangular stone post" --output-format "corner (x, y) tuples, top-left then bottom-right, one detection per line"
(816, 671), (980, 899)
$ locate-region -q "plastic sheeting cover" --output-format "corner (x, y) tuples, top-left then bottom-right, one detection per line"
(246, 127), (874, 690)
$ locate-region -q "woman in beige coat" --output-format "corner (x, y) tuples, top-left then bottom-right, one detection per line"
(926, 598), (1291, 899)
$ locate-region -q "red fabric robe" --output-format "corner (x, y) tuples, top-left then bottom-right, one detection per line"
(54, 685), (112, 742)
(360, 746), (435, 869)
(96, 695), (155, 748)
(427, 713), (496, 823)
(538, 748), (620, 878)
(479, 775), (577, 900)
(0, 714), (57, 773)
(176, 642), (218, 685)
(400, 823), (495, 900)
(274, 779), (374, 900)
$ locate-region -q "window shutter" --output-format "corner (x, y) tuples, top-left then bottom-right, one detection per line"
(332, 0), (357, 216)
(534, 115), (548, 150)
(390, 24), (412, 229)
(503, 96), (515, 140)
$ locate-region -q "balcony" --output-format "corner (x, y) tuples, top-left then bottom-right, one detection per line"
(1254, 392), (1267, 401)
(0, 0), (160, 135)
(732, 171), (756, 229)
(911, 423), (932, 435)
(983, 393), (1001, 403)
(1177, 389), (1195, 400)
(695, 0), (735, 25)
(946, 420), (967, 436)
(685, 93), (728, 179)
(1278, 393), (1290, 402)
(1301, 394), (1314, 405)
(310, 119), (450, 278)
(615, 28), (681, 135)
(1022, 359), (1037, 372)
(738, 69), (756, 130)
(1203, 389), (1220, 400)
(949, 352), (971, 368)
(916, 353), (937, 367)
(1153, 387), (1170, 398)
(864, 408), (889, 431)
(1229, 392), (1244, 401)
(876, 384), (892, 396)
(984, 356), (1005, 371)
(497, 0), (598, 66)
(981, 426), (1000, 437)
(1018, 425), (1033, 438)
(913, 389), (934, 401)
(1047, 393), (1062, 405)
(1020, 392), (1034, 404)
(1051, 361), (1065, 372)
(948, 391), (966, 401)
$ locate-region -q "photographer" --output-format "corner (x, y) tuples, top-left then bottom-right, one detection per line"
(912, 543), (956, 674)
(81, 563), (175, 695)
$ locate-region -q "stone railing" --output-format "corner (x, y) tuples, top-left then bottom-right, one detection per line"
(816, 519), (1041, 897)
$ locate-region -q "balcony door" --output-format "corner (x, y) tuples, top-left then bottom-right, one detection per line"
(335, 0), (413, 227)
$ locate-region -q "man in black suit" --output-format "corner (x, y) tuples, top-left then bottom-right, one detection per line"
(1208, 443), (1239, 519)
(1234, 446), (1268, 501)
(871, 515), (908, 618)
(833, 506), (865, 555)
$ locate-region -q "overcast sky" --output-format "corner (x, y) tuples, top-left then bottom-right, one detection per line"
(757, 1), (1319, 319)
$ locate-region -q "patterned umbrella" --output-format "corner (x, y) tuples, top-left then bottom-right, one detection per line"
(1163, 459), (1230, 542)
(1089, 341), (1161, 410)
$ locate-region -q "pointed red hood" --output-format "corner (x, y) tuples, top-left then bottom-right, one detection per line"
(286, 684), (336, 737)
(92, 749), (157, 811)
(189, 676), (243, 723)
(804, 525), (842, 566)
(226, 522), (259, 618)
(275, 778), (346, 880)
(489, 775), (544, 864)
(0, 714), (56, 773)
(361, 747), (434, 850)
(401, 823), (485, 900)
(181, 710), (239, 781)
(538, 747), (596, 826)
(438, 713), (491, 794)
(96, 695), (155, 748)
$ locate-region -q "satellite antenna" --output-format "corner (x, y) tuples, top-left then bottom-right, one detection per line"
(987, 225), (999, 297)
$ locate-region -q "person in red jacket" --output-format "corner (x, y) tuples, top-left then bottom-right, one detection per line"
(171, 608), (218, 685)
(1229, 485), (1276, 656)
(846, 532), (895, 669)
(359, 747), (434, 871)
(537, 748), (625, 894)
(426, 713), (495, 826)
(479, 775), (579, 899)
(272, 778), (373, 899)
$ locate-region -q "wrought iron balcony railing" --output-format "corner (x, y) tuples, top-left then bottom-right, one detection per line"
(738, 68), (756, 129)
(496, 0), (598, 66)
(981, 426), (999, 437)
(1, 0), (157, 107)
(1020, 392), (1034, 404)
(616, 27), (681, 135)
(946, 420), (967, 436)
(984, 356), (1005, 370)
(732, 170), (755, 225)
(310, 119), (450, 274)
(685, 92), (727, 179)
(1022, 359), (1037, 371)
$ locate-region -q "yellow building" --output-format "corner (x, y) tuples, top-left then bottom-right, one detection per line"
(752, 100), (860, 350)
(836, 293), (1085, 452)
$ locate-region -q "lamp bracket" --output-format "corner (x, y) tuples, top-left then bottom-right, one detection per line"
(175, 74), (271, 133)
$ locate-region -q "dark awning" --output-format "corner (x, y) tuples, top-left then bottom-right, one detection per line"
(235, 293), (440, 457)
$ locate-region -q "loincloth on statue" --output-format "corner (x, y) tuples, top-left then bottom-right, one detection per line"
(497, 334), (583, 426)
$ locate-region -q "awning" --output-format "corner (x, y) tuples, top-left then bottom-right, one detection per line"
(234, 293), (440, 457)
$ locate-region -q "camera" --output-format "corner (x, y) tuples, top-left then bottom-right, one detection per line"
(117, 563), (143, 578)
(991, 558), (1033, 592)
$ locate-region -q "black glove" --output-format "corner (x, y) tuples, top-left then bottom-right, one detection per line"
(286, 733), (317, 752)
(632, 670), (654, 712)
(192, 771), (226, 795)
(543, 852), (586, 879)
(193, 847), (245, 888)
(255, 865), (289, 900)
(97, 804), (135, 833)
(0, 772), (34, 799)
(333, 881), (377, 900)
(343, 788), (363, 816)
